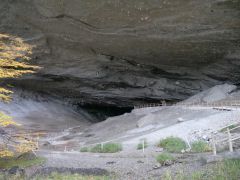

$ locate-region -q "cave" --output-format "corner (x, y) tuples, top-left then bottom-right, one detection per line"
(0, 1), (240, 178)
(78, 104), (134, 122)
(0, 0), (239, 124)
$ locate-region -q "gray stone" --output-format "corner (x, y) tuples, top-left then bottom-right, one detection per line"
(1, 0), (240, 109)
(153, 163), (161, 169)
(163, 160), (173, 166)
(156, 148), (164, 152)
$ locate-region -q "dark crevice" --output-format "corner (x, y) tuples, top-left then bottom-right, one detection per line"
(50, 14), (98, 29)
(77, 104), (134, 123)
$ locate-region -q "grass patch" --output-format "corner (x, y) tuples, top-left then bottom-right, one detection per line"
(0, 174), (24, 180)
(191, 141), (211, 153)
(162, 159), (240, 180)
(137, 139), (148, 150)
(156, 153), (175, 165)
(33, 172), (110, 180)
(0, 155), (45, 169)
(158, 137), (187, 153)
(0, 172), (110, 180)
(90, 143), (122, 153)
(80, 147), (89, 152)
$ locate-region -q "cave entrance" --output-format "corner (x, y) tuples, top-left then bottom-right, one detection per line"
(79, 104), (134, 123)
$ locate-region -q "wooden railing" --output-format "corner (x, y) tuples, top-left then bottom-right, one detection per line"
(211, 122), (240, 155)
(134, 100), (240, 109)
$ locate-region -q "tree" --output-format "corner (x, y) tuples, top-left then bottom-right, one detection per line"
(0, 33), (39, 157)
(0, 34), (38, 101)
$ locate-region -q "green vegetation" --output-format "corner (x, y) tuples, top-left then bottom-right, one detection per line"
(0, 173), (110, 180)
(162, 159), (240, 180)
(0, 174), (23, 180)
(34, 173), (110, 180)
(90, 143), (122, 153)
(0, 34), (39, 158)
(191, 141), (211, 153)
(156, 153), (175, 165)
(0, 155), (45, 169)
(137, 139), (148, 150)
(159, 137), (187, 153)
(80, 147), (89, 152)
(0, 34), (38, 102)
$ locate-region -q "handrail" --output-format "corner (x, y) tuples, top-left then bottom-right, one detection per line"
(215, 134), (240, 144)
(216, 124), (240, 133)
(212, 124), (240, 155)
(134, 100), (240, 109)
(228, 125), (240, 132)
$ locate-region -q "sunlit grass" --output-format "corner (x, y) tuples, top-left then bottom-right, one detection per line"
(80, 143), (122, 153)
(158, 137), (187, 153)
(34, 173), (110, 180)
(162, 159), (240, 180)
(156, 153), (175, 165)
(0, 156), (45, 169)
(191, 141), (211, 153)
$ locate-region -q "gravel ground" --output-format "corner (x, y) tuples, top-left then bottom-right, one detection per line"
(36, 147), (206, 180)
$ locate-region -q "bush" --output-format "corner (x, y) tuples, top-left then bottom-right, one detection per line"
(191, 141), (211, 153)
(80, 147), (89, 152)
(90, 143), (122, 153)
(137, 139), (148, 150)
(156, 153), (175, 165)
(161, 159), (240, 180)
(159, 137), (187, 153)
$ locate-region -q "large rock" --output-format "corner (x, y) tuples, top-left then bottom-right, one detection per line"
(1, 0), (240, 108)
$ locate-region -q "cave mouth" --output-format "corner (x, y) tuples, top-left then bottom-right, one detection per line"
(78, 104), (134, 123)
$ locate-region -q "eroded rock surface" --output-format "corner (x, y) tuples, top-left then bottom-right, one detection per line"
(1, 0), (240, 108)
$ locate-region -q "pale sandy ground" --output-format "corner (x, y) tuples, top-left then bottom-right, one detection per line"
(0, 90), (91, 132)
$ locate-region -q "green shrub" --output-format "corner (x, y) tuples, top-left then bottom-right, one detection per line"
(80, 147), (89, 152)
(90, 143), (122, 153)
(156, 153), (175, 165)
(90, 144), (102, 153)
(191, 141), (211, 153)
(137, 139), (148, 150)
(161, 159), (240, 180)
(159, 137), (187, 153)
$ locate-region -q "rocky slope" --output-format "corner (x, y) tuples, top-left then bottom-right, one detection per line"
(1, 0), (240, 110)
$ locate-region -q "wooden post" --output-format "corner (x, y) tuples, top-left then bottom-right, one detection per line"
(32, 150), (37, 157)
(101, 143), (104, 151)
(227, 128), (233, 152)
(36, 136), (39, 150)
(212, 138), (217, 155)
(142, 139), (145, 154)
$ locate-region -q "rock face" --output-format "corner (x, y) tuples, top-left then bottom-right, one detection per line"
(1, 0), (240, 108)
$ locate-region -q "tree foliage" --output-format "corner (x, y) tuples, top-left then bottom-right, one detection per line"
(0, 33), (39, 157)
(0, 34), (38, 102)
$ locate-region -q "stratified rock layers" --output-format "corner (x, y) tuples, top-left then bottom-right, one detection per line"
(1, 0), (240, 107)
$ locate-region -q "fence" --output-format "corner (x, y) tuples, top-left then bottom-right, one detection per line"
(134, 100), (240, 109)
(211, 122), (240, 155)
